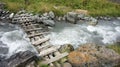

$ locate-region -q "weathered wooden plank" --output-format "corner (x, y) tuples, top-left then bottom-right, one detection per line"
(37, 44), (52, 50)
(25, 28), (43, 32)
(38, 46), (59, 56)
(32, 37), (50, 45)
(41, 52), (69, 64)
(27, 32), (49, 38)
(22, 24), (39, 28)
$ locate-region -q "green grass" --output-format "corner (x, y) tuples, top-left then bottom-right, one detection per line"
(0, 0), (120, 16)
(107, 43), (120, 54)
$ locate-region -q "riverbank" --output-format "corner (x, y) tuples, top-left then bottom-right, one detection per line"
(0, 0), (120, 16)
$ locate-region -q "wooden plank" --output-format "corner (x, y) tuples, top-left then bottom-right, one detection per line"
(25, 28), (43, 32)
(37, 44), (52, 50)
(38, 46), (59, 56)
(32, 37), (50, 45)
(22, 24), (40, 28)
(27, 32), (49, 38)
(41, 52), (68, 64)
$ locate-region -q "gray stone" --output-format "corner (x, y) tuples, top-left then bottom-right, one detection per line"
(6, 51), (37, 67)
(0, 61), (9, 67)
(59, 44), (74, 53)
(77, 14), (85, 19)
(42, 20), (55, 26)
(66, 12), (77, 24)
(0, 46), (8, 54)
(68, 43), (120, 67)
(48, 11), (55, 19)
(0, 2), (5, 9)
(117, 17), (120, 20)
(43, 13), (48, 17)
(0, 41), (8, 60)
(87, 17), (98, 26)
(41, 16), (49, 20)
(63, 62), (72, 67)
(9, 13), (14, 19)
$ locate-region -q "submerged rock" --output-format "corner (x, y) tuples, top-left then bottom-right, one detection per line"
(68, 43), (120, 67)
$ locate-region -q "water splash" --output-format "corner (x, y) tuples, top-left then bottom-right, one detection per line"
(49, 20), (120, 48)
(0, 23), (38, 58)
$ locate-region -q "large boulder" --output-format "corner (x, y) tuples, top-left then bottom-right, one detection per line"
(66, 10), (88, 24)
(0, 51), (37, 67)
(68, 43), (120, 67)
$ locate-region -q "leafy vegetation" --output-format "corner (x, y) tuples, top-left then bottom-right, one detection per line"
(0, 0), (120, 16)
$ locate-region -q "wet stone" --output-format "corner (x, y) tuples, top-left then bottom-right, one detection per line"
(0, 46), (8, 54)
(2, 51), (37, 67)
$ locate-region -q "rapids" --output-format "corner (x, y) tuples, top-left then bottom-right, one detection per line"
(0, 23), (37, 59)
(49, 20), (120, 48)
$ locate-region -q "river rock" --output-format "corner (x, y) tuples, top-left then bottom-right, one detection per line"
(117, 17), (120, 20)
(48, 11), (55, 19)
(0, 61), (9, 67)
(42, 20), (55, 26)
(75, 9), (88, 20)
(63, 62), (72, 67)
(0, 41), (8, 60)
(68, 43), (120, 67)
(87, 17), (98, 26)
(4, 51), (37, 67)
(0, 2), (5, 9)
(66, 12), (77, 24)
(9, 13), (14, 19)
(59, 44), (74, 53)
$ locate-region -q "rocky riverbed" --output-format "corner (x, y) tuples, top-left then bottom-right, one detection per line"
(0, 2), (120, 67)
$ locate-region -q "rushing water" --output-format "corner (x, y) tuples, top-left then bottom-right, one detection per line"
(0, 19), (120, 58)
(49, 20), (120, 48)
(0, 22), (37, 59)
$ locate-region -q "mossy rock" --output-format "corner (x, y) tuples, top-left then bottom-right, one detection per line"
(58, 44), (74, 53)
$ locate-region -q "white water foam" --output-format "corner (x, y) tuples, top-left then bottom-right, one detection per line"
(0, 30), (38, 58)
(49, 20), (120, 48)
